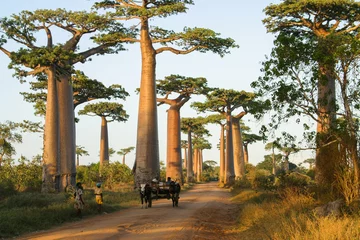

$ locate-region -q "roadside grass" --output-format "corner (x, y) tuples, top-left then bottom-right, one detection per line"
(231, 188), (360, 240)
(0, 187), (139, 238)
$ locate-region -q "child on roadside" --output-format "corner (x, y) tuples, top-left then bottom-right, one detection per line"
(94, 182), (103, 213)
(74, 182), (85, 218)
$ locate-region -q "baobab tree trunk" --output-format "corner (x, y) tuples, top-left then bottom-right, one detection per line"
(100, 116), (109, 167)
(225, 113), (235, 185)
(187, 130), (194, 183)
(219, 125), (225, 183)
(243, 143), (249, 164)
(122, 155), (126, 165)
(198, 149), (203, 182)
(183, 147), (187, 169)
(42, 66), (60, 193)
(134, 18), (160, 187)
(57, 74), (76, 191)
(166, 107), (183, 184)
(232, 118), (246, 180)
(193, 148), (199, 182)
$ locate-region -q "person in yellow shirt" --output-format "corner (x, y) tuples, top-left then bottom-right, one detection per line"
(94, 182), (103, 213)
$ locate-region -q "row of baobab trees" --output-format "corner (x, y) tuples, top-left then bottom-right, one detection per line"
(0, 1), (238, 192)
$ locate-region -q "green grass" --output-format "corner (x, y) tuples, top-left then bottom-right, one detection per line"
(0, 188), (139, 238)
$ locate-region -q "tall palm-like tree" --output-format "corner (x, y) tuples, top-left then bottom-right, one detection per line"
(156, 75), (209, 184)
(75, 146), (89, 167)
(117, 147), (135, 165)
(78, 102), (129, 167)
(95, 0), (238, 187)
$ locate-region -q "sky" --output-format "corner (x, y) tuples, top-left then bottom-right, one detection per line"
(0, 0), (315, 169)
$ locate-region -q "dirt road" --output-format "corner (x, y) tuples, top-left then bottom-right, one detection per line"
(18, 182), (240, 240)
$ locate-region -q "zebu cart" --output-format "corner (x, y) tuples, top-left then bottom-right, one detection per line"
(150, 181), (171, 200)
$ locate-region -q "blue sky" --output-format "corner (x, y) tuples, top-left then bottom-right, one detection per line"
(0, 0), (314, 169)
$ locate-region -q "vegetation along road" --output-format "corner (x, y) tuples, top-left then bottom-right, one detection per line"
(18, 182), (240, 240)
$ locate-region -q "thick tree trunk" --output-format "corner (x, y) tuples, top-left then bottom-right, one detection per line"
(232, 118), (246, 180)
(198, 149), (203, 182)
(100, 116), (109, 167)
(42, 66), (60, 193)
(165, 107), (183, 184)
(183, 147), (187, 170)
(187, 131), (194, 183)
(193, 148), (199, 182)
(243, 143), (249, 164)
(315, 64), (339, 189)
(225, 113), (235, 185)
(134, 18), (160, 187)
(219, 125), (225, 183)
(57, 74), (76, 191)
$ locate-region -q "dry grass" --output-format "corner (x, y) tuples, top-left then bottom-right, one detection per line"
(231, 188), (360, 240)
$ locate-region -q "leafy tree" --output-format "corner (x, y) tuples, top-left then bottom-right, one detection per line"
(203, 160), (219, 181)
(181, 117), (205, 183)
(242, 128), (263, 164)
(192, 89), (256, 184)
(0, 121), (22, 167)
(256, 154), (282, 173)
(21, 70), (129, 116)
(76, 146), (89, 167)
(0, 9), (134, 192)
(95, 0), (238, 187)
(117, 146), (135, 165)
(303, 158), (315, 170)
(193, 137), (211, 182)
(156, 74), (209, 184)
(78, 102), (129, 167)
(204, 114), (226, 183)
(260, 0), (360, 190)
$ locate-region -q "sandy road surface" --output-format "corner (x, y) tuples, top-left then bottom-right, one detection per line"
(17, 182), (240, 240)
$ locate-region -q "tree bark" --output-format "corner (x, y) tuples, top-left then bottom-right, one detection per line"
(225, 113), (235, 185)
(134, 18), (160, 187)
(187, 130), (194, 183)
(232, 118), (246, 180)
(243, 143), (249, 164)
(42, 66), (60, 193)
(219, 124), (225, 183)
(183, 147), (187, 170)
(315, 64), (339, 188)
(166, 107), (183, 184)
(57, 73), (76, 191)
(100, 116), (109, 167)
(122, 155), (126, 165)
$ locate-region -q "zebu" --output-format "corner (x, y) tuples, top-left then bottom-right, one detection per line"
(140, 183), (152, 209)
(169, 181), (181, 207)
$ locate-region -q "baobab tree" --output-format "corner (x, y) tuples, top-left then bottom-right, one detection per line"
(78, 102), (129, 167)
(193, 137), (211, 182)
(192, 89), (256, 185)
(156, 74), (209, 184)
(21, 70), (129, 115)
(0, 9), (134, 192)
(261, 0), (360, 190)
(204, 114), (226, 183)
(241, 122), (263, 164)
(181, 140), (188, 169)
(75, 146), (89, 167)
(181, 117), (205, 183)
(95, 0), (238, 186)
(117, 147), (135, 165)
